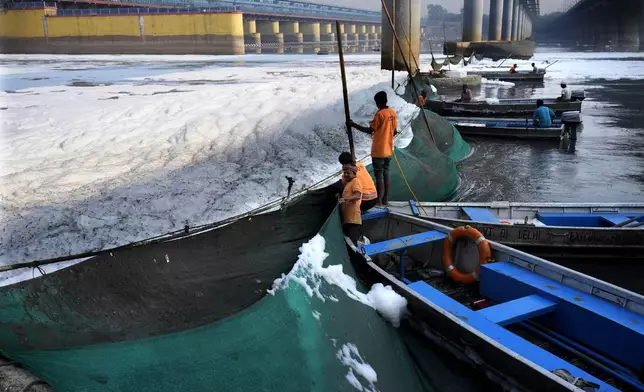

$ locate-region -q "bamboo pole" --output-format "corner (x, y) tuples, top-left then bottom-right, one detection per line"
(336, 21), (356, 160)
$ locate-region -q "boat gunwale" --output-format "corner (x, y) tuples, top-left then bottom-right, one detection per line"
(388, 202), (644, 232)
(385, 211), (644, 315)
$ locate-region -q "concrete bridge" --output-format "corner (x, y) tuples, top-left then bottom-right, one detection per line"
(539, 0), (644, 50)
(11, 0), (388, 53)
(463, 0), (539, 42)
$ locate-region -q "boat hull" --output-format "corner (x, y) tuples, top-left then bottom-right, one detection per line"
(452, 122), (563, 139)
(443, 40), (536, 61)
(426, 99), (582, 117)
(352, 212), (644, 391)
(466, 70), (545, 82)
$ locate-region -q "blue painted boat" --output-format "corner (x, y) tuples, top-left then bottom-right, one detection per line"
(387, 202), (644, 292)
(449, 118), (565, 139)
(351, 209), (644, 392)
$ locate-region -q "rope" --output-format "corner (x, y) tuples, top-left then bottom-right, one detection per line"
(391, 149), (427, 216)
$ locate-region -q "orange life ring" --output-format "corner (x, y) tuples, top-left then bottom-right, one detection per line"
(442, 226), (492, 284)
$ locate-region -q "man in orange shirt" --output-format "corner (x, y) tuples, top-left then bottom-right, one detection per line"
(415, 90), (427, 108)
(347, 91), (398, 206)
(339, 166), (363, 244)
(337, 152), (378, 212)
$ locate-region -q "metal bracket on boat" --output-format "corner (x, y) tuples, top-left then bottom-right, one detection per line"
(552, 369), (600, 392)
(546, 231), (569, 237)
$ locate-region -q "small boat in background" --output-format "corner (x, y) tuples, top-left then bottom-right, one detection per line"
(386, 201), (644, 263)
(425, 96), (583, 117)
(466, 69), (546, 82)
(449, 118), (564, 139)
(351, 209), (644, 392)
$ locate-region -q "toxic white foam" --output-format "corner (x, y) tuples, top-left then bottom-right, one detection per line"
(336, 343), (378, 392)
(481, 78), (515, 87)
(268, 234), (408, 328)
(0, 54), (419, 281)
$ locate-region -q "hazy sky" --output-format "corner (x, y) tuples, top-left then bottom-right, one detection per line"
(315, 0), (559, 15)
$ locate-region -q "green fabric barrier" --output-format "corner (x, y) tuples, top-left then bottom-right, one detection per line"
(2, 208), (430, 392)
(366, 109), (470, 202)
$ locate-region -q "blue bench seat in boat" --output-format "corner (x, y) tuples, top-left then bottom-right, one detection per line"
(462, 207), (501, 223)
(480, 262), (644, 371)
(408, 280), (617, 391)
(600, 215), (633, 226)
(535, 212), (634, 227)
(361, 208), (388, 221)
(359, 230), (446, 256)
(476, 295), (557, 326)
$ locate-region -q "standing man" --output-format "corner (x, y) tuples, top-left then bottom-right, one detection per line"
(509, 64), (518, 73)
(347, 91), (398, 206)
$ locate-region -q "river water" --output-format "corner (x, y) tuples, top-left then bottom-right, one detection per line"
(0, 48), (642, 392)
(450, 47), (644, 202)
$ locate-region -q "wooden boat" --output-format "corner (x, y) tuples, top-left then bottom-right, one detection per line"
(445, 115), (575, 125)
(449, 118), (564, 139)
(351, 208), (644, 392)
(425, 98), (583, 117)
(387, 201), (644, 259)
(466, 69), (546, 82)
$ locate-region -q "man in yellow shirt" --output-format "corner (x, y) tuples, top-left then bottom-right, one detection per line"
(347, 91), (398, 206)
(337, 152), (378, 212)
(339, 166), (363, 244)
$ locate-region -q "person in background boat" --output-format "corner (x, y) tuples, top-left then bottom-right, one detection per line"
(556, 82), (571, 102)
(337, 152), (379, 212)
(455, 84), (473, 103)
(347, 91), (398, 206)
(339, 166), (363, 244)
(533, 99), (556, 128)
(509, 64), (518, 73)
(415, 89), (428, 108)
(531, 63), (538, 73)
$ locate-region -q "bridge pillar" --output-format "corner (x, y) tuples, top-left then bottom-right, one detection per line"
(501, 0), (514, 40)
(358, 24), (369, 47)
(301, 22), (320, 43)
(243, 20), (261, 52)
(381, 0), (420, 72)
(320, 23), (334, 45)
(618, 6), (640, 51)
(641, 5), (644, 51)
(519, 9), (525, 40)
(346, 24), (359, 47)
(488, 0), (503, 40)
(596, 7), (619, 48)
(257, 21), (283, 46)
(511, 0), (519, 40)
(368, 25), (378, 44)
(462, 0), (483, 42)
(337, 23), (348, 47)
(281, 21), (303, 43)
